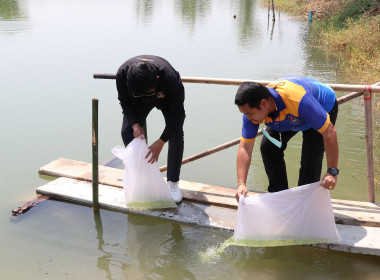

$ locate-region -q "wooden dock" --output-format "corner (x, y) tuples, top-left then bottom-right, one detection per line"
(37, 158), (380, 256)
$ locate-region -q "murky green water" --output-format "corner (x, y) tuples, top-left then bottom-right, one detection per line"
(1, 0), (379, 279)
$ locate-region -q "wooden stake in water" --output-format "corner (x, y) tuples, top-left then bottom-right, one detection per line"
(92, 98), (99, 212)
(364, 89), (375, 203)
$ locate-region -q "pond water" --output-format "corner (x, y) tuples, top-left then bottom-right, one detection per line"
(1, 0), (379, 279)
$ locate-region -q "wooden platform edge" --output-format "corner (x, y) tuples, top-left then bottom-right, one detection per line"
(36, 177), (380, 257)
(38, 158), (380, 228)
(38, 158), (253, 209)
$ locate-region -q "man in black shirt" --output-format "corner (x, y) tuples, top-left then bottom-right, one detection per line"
(116, 55), (185, 203)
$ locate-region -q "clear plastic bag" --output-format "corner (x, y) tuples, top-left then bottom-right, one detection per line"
(111, 137), (176, 210)
(228, 181), (341, 248)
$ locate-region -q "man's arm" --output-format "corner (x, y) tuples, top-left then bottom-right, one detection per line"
(321, 122), (339, 189)
(236, 140), (255, 201)
(116, 71), (139, 127)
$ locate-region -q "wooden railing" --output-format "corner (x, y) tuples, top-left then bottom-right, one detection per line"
(94, 74), (380, 203)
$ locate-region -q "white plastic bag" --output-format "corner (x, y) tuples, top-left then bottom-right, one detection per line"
(111, 137), (176, 210)
(229, 182), (341, 247)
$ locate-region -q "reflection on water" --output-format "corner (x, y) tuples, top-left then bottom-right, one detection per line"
(88, 206), (380, 280)
(92, 209), (234, 279)
(6, 196), (380, 279)
(129, 217), (197, 279)
(94, 212), (113, 280)
(0, 0), (28, 20)
(176, 0), (211, 30)
(234, 0), (258, 46)
(0, 0), (29, 35)
(267, 15), (275, 40)
(135, 0), (154, 24)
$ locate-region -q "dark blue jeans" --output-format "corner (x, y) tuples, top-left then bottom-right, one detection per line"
(260, 100), (338, 192)
(121, 105), (184, 183)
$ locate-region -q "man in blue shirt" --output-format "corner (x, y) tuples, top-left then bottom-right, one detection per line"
(235, 77), (339, 200)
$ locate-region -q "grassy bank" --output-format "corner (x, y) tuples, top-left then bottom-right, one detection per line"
(274, 0), (380, 84)
(273, 0), (380, 188)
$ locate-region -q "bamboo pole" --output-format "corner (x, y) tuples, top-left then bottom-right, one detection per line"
(159, 130), (263, 172)
(93, 73), (115, 79)
(337, 91), (364, 105)
(364, 88), (375, 203)
(93, 74), (380, 93)
(92, 98), (99, 212)
(181, 77), (272, 86)
(338, 82), (380, 104)
(343, 81), (379, 203)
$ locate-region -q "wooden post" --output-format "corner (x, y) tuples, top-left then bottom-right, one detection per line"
(92, 98), (100, 212)
(364, 88), (375, 203)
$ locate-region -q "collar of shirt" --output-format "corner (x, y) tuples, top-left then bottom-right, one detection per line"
(266, 87), (285, 122)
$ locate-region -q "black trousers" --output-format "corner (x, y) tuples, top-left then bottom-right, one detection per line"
(121, 104), (184, 183)
(260, 100), (338, 192)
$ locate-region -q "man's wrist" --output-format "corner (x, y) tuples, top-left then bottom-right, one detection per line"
(327, 167), (339, 176)
(157, 138), (165, 146)
(237, 182), (246, 188)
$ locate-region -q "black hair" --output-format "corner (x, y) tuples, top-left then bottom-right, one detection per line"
(127, 61), (157, 96)
(234, 82), (270, 109)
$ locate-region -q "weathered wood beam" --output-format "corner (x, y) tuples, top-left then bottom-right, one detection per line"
(11, 195), (49, 216)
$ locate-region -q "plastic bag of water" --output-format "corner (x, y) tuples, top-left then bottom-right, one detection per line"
(227, 182), (341, 248)
(112, 137), (176, 210)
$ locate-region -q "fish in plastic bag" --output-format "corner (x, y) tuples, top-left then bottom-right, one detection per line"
(111, 137), (177, 210)
(221, 181), (341, 250)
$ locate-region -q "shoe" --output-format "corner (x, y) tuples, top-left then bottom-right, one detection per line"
(167, 181), (183, 203)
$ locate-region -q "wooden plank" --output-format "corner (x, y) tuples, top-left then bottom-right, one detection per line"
(36, 177), (237, 230)
(39, 158), (380, 227)
(36, 177), (380, 257)
(332, 199), (380, 227)
(39, 158), (123, 187)
(38, 158), (258, 208)
(11, 195), (49, 216)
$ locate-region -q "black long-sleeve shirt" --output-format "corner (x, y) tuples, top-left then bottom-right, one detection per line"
(116, 55), (185, 142)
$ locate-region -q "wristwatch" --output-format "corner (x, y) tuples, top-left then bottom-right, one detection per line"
(327, 167), (339, 176)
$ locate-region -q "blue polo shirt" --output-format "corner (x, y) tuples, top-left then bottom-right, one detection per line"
(241, 77), (336, 143)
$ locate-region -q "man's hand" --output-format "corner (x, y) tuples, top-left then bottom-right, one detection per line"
(236, 140), (254, 202)
(146, 139), (165, 164)
(321, 123), (339, 191)
(132, 123), (144, 138)
(321, 173), (337, 190)
(235, 184), (248, 202)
